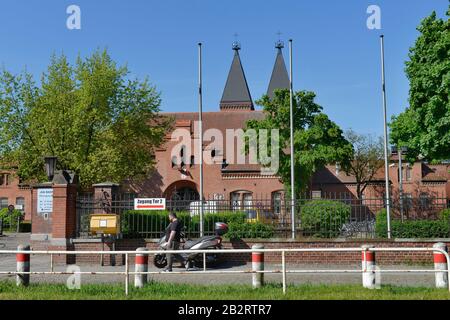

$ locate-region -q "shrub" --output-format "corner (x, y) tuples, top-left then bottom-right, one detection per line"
(226, 222), (274, 240)
(299, 200), (351, 238)
(375, 209), (450, 239)
(0, 208), (23, 231)
(121, 210), (191, 238)
(121, 210), (247, 238)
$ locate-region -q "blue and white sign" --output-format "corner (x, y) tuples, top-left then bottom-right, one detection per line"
(37, 189), (53, 214)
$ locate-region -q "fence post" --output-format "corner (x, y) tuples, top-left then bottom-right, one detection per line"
(16, 244), (30, 287)
(252, 244), (264, 289)
(361, 245), (376, 289)
(134, 248), (149, 288)
(433, 243), (448, 289)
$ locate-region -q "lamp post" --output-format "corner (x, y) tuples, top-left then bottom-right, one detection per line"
(44, 156), (57, 182)
(380, 35), (392, 239)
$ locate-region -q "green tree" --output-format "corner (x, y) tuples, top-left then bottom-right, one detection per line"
(245, 89), (354, 195)
(344, 130), (384, 199)
(390, 6), (450, 162)
(0, 50), (171, 187)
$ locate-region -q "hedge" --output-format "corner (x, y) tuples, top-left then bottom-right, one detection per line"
(375, 209), (450, 238)
(120, 210), (260, 238)
(0, 208), (23, 231)
(226, 222), (274, 240)
(299, 200), (351, 238)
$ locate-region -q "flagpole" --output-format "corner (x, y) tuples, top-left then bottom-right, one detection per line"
(198, 42), (204, 237)
(380, 35), (392, 239)
(289, 39), (296, 239)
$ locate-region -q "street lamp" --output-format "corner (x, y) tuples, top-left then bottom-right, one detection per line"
(44, 156), (57, 182)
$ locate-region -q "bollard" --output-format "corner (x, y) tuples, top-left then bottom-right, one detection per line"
(252, 244), (264, 289)
(16, 245), (30, 287)
(433, 243), (448, 289)
(134, 248), (149, 288)
(361, 245), (376, 289)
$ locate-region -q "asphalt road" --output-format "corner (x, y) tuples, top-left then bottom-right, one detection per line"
(0, 233), (438, 288)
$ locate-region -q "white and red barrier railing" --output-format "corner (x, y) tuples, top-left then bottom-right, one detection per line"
(0, 244), (449, 295)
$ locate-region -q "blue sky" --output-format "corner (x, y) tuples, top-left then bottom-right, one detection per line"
(0, 0), (448, 136)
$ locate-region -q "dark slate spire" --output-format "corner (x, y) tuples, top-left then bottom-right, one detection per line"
(220, 42), (254, 111)
(267, 40), (290, 99)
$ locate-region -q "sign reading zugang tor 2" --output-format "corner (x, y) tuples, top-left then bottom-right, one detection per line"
(134, 198), (166, 211)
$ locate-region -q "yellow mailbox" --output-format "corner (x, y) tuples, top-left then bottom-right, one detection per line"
(90, 214), (120, 235)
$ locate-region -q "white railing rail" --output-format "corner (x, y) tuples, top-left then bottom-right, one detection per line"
(1, 247), (449, 295)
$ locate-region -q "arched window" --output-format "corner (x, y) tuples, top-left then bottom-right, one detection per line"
(230, 191), (253, 211)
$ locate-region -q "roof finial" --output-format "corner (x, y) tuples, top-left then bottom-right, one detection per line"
(275, 31), (284, 49)
(232, 32), (241, 51)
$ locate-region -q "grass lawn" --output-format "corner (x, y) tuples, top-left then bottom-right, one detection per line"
(0, 281), (450, 300)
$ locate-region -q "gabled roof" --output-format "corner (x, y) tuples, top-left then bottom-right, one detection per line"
(267, 45), (290, 99)
(220, 45), (254, 111)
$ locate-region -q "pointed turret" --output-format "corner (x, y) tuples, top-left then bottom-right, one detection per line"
(267, 40), (290, 99)
(220, 42), (254, 111)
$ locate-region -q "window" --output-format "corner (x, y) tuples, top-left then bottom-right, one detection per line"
(273, 192), (282, 215)
(243, 193), (253, 210)
(5, 174), (10, 186)
(0, 198), (8, 209)
(180, 146), (185, 158)
(0, 174), (4, 186)
(403, 193), (413, 209)
(231, 193), (241, 211)
(231, 191), (253, 211)
(404, 166), (412, 181)
(171, 156), (177, 168)
(361, 193), (367, 206)
(311, 191), (322, 199)
(419, 193), (431, 209)
(190, 155), (195, 168)
(16, 197), (25, 212)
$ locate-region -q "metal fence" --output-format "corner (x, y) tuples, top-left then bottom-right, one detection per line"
(75, 192), (449, 240)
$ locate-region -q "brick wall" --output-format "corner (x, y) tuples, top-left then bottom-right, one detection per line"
(40, 238), (449, 266)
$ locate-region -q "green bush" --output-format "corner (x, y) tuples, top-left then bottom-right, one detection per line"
(121, 210), (247, 238)
(300, 200), (351, 238)
(0, 208), (23, 231)
(226, 222), (274, 240)
(375, 209), (450, 239)
(121, 210), (191, 238)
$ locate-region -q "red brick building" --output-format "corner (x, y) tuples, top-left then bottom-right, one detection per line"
(126, 42), (290, 206)
(312, 160), (450, 218)
(0, 170), (32, 221)
(2, 43), (450, 223)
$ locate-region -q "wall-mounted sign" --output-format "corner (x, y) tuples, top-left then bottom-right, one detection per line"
(37, 189), (53, 214)
(134, 198), (166, 211)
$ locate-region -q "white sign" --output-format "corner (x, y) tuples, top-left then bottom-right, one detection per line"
(37, 189), (53, 214)
(134, 198), (166, 211)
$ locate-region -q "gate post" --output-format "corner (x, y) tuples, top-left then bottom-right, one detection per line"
(362, 245), (376, 289)
(433, 243), (448, 289)
(16, 244), (30, 287)
(134, 248), (149, 288)
(252, 244), (264, 289)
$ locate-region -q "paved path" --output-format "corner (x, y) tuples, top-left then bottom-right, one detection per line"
(0, 233), (438, 288)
